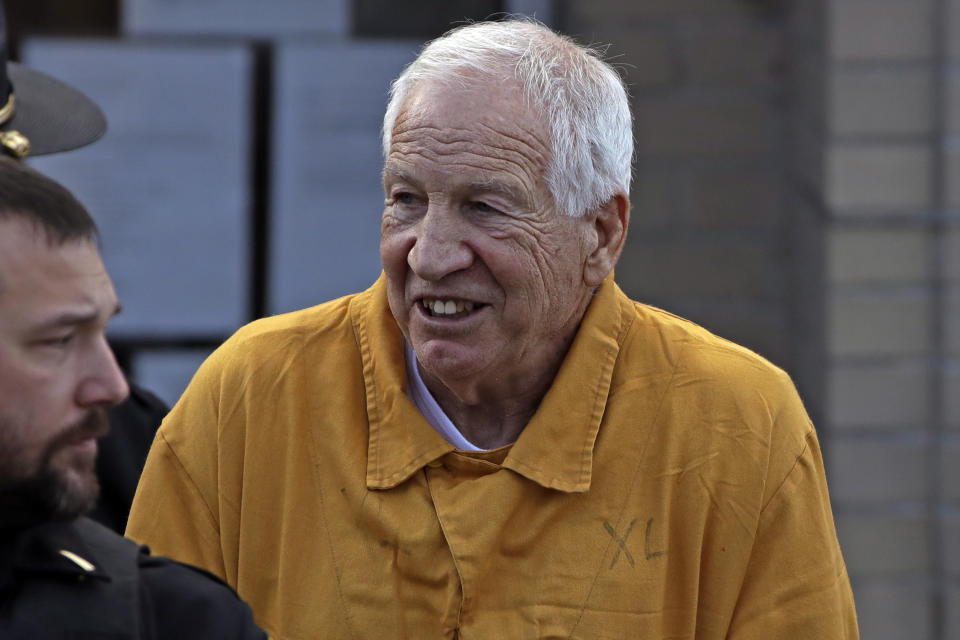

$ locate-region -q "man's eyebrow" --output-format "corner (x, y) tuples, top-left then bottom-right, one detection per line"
(467, 180), (530, 208)
(34, 303), (123, 332)
(382, 167), (416, 187)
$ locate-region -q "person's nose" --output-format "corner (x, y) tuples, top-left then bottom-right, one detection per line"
(76, 334), (130, 408)
(407, 205), (474, 281)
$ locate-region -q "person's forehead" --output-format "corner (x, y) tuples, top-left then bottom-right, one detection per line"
(401, 77), (542, 134)
(0, 217), (114, 316)
(387, 79), (551, 193)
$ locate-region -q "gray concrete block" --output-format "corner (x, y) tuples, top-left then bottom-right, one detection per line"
(123, 0), (348, 37)
(947, 147), (960, 211)
(504, 0), (555, 26)
(942, 437), (960, 504)
(269, 192), (384, 314)
(849, 580), (932, 640)
(950, 0), (960, 61)
(829, 0), (934, 61)
(794, 55), (826, 127)
(683, 25), (784, 83)
(630, 170), (683, 231)
(836, 513), (929, 574)
(948, 69), (960, 135)
(133, 349), (214, 409)
(827, 362), (930, 430)
(636, 95), (776, 157)
(564, 0), (747, 24)
(829, 67), (933, 136)
(24, 39), (252, 337)
(945, 512), (960, 577)
(827, 226), (930, 285)
(600, 28), (677, 89)
(618, 235), (776, 299)
(791, 116), (826, 196)
(826, 144), (932, 213)
(827, 436), (927, 504)
(948, 582), (960, 640)
(269, 41), (419, 315)
(946, 225), (960, 280)
(947, 287), (960, 356)
(946, 363), (960, 430)
(685, 170), (783, 229)
(828, 290), (930, 357)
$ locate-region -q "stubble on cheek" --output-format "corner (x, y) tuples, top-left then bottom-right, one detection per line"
(0, 408), (108, 523)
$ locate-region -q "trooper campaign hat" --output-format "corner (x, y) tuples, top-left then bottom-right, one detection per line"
(0, 1), (106, 158)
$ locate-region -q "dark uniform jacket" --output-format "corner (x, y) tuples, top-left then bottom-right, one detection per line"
(93, 383), (169, 533)
(0, 517), (267, 639)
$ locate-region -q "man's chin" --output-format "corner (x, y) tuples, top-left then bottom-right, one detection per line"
(0, 408), (107, 530)
(0, 455), (100, 530)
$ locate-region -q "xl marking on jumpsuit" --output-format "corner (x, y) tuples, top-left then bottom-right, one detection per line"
(604, 519), (637, 568)
(604, 518), (664, 569)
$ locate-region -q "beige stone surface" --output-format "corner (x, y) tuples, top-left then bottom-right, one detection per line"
(828, 290), (930, 357)
(826, 144), (932, 212)
(828, 361), (930, 429)
(829, 0), (935, 60)
(829, 67), (933, 136)
(828, 226), (930, 284)
(828, 436), (928, 503)
(837, 514), (929, 574)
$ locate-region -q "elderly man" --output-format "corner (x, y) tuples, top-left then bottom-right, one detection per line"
(127, 20), (858, 639)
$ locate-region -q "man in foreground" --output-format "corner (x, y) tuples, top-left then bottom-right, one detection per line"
(0, 159), (266, 637)
(1, 0), (168, 535)
(127, 19), (858, 638)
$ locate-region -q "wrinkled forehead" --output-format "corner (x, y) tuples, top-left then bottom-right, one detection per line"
(397, 76), (548, 144)
(387, 79), (552, 193)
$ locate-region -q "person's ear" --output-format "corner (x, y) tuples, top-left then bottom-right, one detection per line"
(583, 192), (629, 287)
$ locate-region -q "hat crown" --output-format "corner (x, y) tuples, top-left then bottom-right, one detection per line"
(0, 0), (107, 156)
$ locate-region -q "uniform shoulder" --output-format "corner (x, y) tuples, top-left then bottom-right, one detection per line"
(138, 553), (267, 639)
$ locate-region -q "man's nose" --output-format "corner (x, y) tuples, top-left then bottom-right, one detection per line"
(76, 335), (130, 408)
(407, 206), (474, 281)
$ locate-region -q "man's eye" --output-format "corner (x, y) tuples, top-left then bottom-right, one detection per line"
(470, 201), (497, 213)
(40, 334), (74, 347)
(395, 192), (418, 206)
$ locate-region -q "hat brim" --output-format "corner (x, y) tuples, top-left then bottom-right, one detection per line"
(3, 62), (106, 156)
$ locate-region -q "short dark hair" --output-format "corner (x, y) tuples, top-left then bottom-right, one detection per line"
(0, 156), (98, 245)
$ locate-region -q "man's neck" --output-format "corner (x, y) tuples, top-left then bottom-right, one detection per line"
(418, 358), (563, 450)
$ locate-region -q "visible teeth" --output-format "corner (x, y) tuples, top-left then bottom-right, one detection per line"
(424, 299), (477, 316)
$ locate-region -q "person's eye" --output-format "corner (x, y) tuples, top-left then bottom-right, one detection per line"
(394, 192), (419, 206)
(39, 333), (74, 348)
(470, 201), (498, 214)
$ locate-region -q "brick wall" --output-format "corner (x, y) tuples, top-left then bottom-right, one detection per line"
(560, 0), (795, 369)
(564, 0), (954, 637)
(793, 0), (951, 637)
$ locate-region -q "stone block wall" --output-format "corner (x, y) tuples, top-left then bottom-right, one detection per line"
(561, 0), (795, 369)
(791, 0), (951, 637)
(565, 0), (953, 637)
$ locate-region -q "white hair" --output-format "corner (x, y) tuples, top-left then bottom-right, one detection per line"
(381, 19), (633, 218)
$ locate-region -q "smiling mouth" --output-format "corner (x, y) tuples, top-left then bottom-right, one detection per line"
(420, 298), (484, 318)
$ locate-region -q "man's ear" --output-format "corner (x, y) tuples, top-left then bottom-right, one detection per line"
(583, 192), (629, 287)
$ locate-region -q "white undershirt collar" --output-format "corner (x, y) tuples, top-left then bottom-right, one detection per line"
(404, 340), (485, 452)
